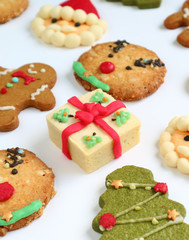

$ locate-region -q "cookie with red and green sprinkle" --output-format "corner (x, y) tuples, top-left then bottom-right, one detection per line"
(93, 165), (189, 239)
(0, 148), (55, 236)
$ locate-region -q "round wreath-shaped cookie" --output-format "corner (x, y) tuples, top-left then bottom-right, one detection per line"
(164, 0), (189, 47)
(31, 4), (108, 48)
(160, 116), (189, 174)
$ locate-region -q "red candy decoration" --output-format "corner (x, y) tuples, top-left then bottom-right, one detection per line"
(154, 182), (168, 194)
(0, 182), (15, 201)
(100, 62), (115, 74)
(99, 213), (116, 230)
(0, 88), (7, 94)
(60, 0), (100, 18)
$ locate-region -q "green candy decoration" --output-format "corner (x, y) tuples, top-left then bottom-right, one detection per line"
(73, 61), (110, 92)
(53, 108), (69, 123)
(83, 135), (102, 148)
(90, 92), (110, 103)
(114, 111), (130, 126)
(106, 0), (162, 9)
(93, 166), (189, 240)
(0, 200), (42, 226)
(6, 83), (13, 88)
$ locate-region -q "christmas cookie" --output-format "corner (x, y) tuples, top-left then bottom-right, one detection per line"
(93, 166), (189, 239)
(0, 0), (29, 24)
(46, 89), (141, 173)
(160, 116), (189, 174)
(0, 63), (57, 132)
(73, 40), (166, 101)
(106, 0), (162, 9)
(0, 148), (55, 236)
(31, 0), (107, 48)
(164, 1), (189, 48)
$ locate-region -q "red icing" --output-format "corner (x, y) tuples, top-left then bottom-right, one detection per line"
(62, 96), (126, 160)
(99, 213), (116, 229)
(0, 182), (15, 201)
(154, 182), (168, 194)
(12, 71), (36, 85)
(60, 0), (100, 18)
(0, 88), (7, 94)
(100, 62), (115, 74)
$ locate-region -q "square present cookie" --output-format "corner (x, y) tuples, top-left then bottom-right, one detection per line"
(46, 89), (141, 173)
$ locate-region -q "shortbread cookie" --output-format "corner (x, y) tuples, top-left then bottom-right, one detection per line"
(73, 40), (166, 101)
(0, 0), (29, 24)
(0, 148), (55, 236)
(0, 63), (57, 131)
(164, 1), (189, 47)
(46, 89), (141, 173)
(160, 116), (189, 174)
(31, 1), (107, 48)
(106, 0), (162, 9)
(93, 166), (189, 239)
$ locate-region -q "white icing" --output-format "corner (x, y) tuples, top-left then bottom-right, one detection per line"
(40, 68), (46, 73)
(28, 68), (38, 74)
(0, 69), (14, 76)
(183, 8), (189, 18)
(31, 84), (48, 100)
(29, 64), (35, 68)
(0, 106), (15, 110)
(31, 5), (108, 48)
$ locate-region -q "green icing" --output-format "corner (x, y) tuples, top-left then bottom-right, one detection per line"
(73, 61), (110, 92)
(53, 108), (69, 123)
(83, 135), (102, 148)
(0, 200), (42, 226)
(114, 111), (130, 127)
(93, 166), (189, 239)
(90, 92), (110, 104)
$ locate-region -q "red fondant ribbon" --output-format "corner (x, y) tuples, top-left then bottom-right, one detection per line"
(62, 96), (126, 160)
(12, 71), (36, 85)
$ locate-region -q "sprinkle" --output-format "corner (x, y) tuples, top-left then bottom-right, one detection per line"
(12, 77), (19, 83)
(129, 184), (136, 190)
(108, 53), (114, 58)
(4, 163), (10, 169)
(63, 112), (67, 116)
(135, 206), (141, 211)
(40, 68), (46, 73)
(18, 149), (24, 154)
(75, 22), (81, 27)
(93, 132), (96, 136)
(52, 18), (57, 23)
(1, 88), (7, 94)
(126, 66), (132, 70)
(116, 111), (121, 115)
(6, 83), (13, 88)
(86, 136), (91, 141)
(11, 169), (18, 175)
(102, 97), (108, 102)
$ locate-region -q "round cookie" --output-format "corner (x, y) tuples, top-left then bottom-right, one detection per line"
(160, 116), (189, 174)
(73, 40), (166, 101)
(0, 148), (55, 236)
(0, 0), (29, 24)
(31, 2), (107, 48)
(164, 0), (189, 48)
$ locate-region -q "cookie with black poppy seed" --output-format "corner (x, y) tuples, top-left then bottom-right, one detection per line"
(0, 148), (55, 236)
(73, 40), (166, 101)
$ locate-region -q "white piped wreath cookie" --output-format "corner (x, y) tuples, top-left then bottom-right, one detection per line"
(160, 116), (189, 174)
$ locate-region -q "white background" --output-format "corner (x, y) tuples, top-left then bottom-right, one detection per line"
(0, 0), (189, 239)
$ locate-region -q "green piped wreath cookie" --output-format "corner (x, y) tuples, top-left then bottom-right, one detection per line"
(93, 166), (189, 239)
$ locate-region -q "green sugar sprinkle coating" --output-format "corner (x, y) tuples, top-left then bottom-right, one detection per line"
(0, 200), (43, 226)
(93, 166), (189, 239)
(90, 92), (110, 104)
(53, 108), (69, 123)
(83, 135), (102, 148)
(73, 61), (110, 92)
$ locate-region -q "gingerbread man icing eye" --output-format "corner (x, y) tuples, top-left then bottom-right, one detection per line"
(160, 116), (189, 174)
(31, 2), (108, 48)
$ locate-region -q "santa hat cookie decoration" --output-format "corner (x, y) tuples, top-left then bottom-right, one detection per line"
(31, 0), (108, 48)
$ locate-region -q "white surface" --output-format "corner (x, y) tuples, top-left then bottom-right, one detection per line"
(0, 0), (189, 239)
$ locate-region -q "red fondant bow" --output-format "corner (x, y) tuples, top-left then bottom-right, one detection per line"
(62, 96), (126, 160)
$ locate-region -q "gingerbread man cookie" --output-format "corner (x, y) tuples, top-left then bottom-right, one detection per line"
(0, 0), (29, 24)
(31, 0), (107, 48)
(160, 116), (189, 174)
(0, 63), (57, 131)
(0, 148), (55, 236)
(164, 1), (189, 47)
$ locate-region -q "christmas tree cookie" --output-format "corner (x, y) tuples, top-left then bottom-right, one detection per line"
(106, 0), (162, 9)
(93, 166), (189, 239)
